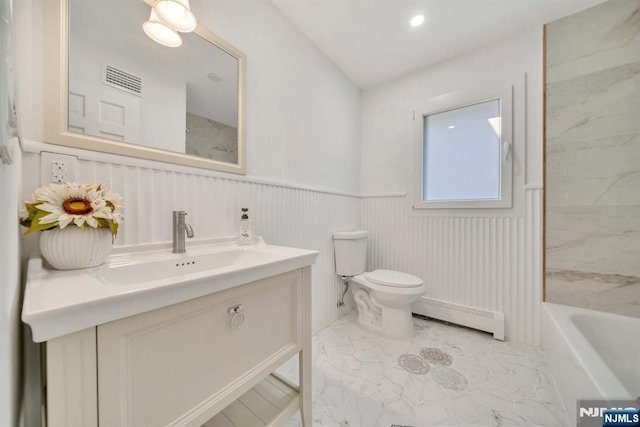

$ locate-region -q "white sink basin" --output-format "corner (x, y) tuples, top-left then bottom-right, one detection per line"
(95, 247), (285, 287)
(22, 237), (318, 342)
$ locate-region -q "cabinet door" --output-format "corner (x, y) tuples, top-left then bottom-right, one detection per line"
(97, 270), (302, 427)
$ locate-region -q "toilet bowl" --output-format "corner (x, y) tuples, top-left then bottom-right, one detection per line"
(333, 231), (426, 340)
(349, 269), (426, 339)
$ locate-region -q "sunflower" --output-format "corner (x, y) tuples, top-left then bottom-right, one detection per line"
(20, 182), (122, 236)
(100, 188), (124, 224)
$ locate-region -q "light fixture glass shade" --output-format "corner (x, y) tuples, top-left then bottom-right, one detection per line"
(410, 15), (425, 27)
(143, 9), (182, 47)
(154, 0), (197, 33)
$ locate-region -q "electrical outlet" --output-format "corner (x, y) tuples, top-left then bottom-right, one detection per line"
(40, 152), (78, 186)
(51, 161), (66, 183)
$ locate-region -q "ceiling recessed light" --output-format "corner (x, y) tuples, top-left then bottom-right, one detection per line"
(448, 125), (455, 129)
(410, 15), (425, 27)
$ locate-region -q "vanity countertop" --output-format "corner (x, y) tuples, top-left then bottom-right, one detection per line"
(22, 237), (318, 342)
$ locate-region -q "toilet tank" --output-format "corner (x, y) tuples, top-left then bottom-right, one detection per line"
(333, 230), (368, 277)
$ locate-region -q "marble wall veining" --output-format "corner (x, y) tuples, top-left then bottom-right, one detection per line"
(545, 0), (640, 317)
(185, 112), (238, 164)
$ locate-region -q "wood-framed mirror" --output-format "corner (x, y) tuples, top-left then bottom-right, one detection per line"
(43, 0), (246, 174)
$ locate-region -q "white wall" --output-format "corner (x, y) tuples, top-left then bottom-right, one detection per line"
(361, 30), (543, 195)
(360, 30), (544, 343)
(16, 0), (361, 329)
(13, 18), (547, 427)
(0, 141), (21, 427)
(1, 0), (22, 425)
(18, 0), (362, 194)
(14, 0), (362, 422)
(15, 0), (364, 207)
(194, 0), (362, 193)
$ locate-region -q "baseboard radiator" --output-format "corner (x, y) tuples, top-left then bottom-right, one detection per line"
(411, 296), (505, 340)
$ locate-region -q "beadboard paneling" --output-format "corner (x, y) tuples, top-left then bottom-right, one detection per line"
(361, 189), (543, 344)
(22, 147), (543, 342)
(23, 152), (360, 334)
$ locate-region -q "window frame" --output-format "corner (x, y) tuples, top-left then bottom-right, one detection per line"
(410, 85), (513, 210)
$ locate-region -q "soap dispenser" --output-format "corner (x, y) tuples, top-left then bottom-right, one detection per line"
(238, 208), (252, 245)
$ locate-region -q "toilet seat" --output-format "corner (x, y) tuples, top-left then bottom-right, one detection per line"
(366, 269), (423, 288)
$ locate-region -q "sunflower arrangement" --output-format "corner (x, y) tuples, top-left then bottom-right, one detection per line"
(20, 182), (123, 237)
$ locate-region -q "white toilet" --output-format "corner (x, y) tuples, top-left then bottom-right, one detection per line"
(333, 230), (426, 339)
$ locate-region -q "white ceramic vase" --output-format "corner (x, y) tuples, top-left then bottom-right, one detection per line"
(39, 226), (113, 270)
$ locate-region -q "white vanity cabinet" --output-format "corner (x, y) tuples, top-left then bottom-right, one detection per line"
(44, 268), (312, 427)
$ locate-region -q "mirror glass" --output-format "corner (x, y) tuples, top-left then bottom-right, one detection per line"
(67, 0), (242, 166)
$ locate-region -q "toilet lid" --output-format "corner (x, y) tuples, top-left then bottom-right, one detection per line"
(366, 269), (423, 288)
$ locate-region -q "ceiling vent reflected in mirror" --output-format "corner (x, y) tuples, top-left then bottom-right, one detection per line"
(102, 64), (144, 97)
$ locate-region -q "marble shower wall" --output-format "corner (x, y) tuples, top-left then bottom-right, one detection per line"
(185, 113), (238, 164)
(545, 0), (640, 317)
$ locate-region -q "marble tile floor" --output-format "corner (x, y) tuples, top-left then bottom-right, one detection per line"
(277, 313), (570, 427)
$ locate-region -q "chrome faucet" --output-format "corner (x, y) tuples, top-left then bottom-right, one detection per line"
(172, 211), (194, 253)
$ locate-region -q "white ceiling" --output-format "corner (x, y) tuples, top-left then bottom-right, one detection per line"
(269, 0), (608, 89)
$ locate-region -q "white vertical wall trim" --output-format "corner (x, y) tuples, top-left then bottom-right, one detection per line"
(22, 152), (360, 335)
(361, 189), (543, 344)
(23, 148), (542, 342)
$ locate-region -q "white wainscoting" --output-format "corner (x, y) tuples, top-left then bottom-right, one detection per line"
(22, 144), (543, 343)
(22, 150), (360, 335)
(361, 188), (543, 344)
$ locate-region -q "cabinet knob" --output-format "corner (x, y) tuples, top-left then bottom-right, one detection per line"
(228, 305), (245, 330)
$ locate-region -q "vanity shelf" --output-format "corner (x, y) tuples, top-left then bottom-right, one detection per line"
(203, 374), (299, 427)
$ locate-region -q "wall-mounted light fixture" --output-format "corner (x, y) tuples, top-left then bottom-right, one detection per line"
(154, 0), (197, 32)
(143, 0), (198, 47)
(143, 9), (183, 47)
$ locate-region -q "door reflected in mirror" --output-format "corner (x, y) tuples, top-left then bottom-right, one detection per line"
(66, 0), (242, 166)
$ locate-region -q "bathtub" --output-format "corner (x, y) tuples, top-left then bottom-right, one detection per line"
(542, 303), (640, 424)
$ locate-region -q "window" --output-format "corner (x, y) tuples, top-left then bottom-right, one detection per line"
(411, 86), (512, 209)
